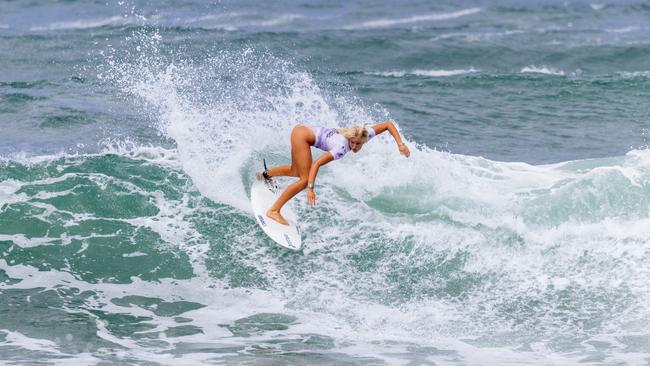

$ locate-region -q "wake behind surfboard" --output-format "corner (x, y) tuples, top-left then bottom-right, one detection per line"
(250, 175), (302, 250)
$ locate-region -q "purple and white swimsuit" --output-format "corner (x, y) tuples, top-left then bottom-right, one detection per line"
(307, 125), (376, 160)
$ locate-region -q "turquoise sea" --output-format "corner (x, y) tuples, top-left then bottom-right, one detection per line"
(1, 1), (650, 364)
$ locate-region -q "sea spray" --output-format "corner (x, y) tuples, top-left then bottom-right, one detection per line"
(98, 29), (389, 211)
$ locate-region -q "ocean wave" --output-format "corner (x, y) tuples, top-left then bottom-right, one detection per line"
(181, 13), (240, 31)
(255, 14), (303, 27)
(192, 24), (239, 32)
(0, 140), (179, 168)
(520, 65), (565, 76)
(366, 68), (478, 78)
(182, 12), (301, 30)
(618, 70), (650, 78)
(430, 29), (525, 42)
(183, 12), (243, 23)
(342, 7), (481, 29)
(606, 26), (642, 33)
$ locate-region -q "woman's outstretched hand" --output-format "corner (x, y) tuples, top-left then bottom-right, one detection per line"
(399, 143), (411, 157)
(307, 189), (316, 206)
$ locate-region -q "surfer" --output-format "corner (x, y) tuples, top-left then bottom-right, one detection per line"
(259, 122), (410, 225)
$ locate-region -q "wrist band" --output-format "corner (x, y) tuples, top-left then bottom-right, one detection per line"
(308, 184), (314, 189)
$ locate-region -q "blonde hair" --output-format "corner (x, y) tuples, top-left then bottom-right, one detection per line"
(337, 125), (369, 143)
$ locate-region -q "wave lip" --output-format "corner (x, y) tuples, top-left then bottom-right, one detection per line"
(520, 65), (565, 76)
(366, 68), (477, 78)
(342, 7), (481, 29)
(29, 16), (130, 31)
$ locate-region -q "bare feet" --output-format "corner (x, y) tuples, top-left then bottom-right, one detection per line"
(267, 209), (288, 225)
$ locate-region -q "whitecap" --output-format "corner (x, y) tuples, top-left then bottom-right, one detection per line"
(431, 29), (524, 42)
(343, 8), (481, 30)
(29, 16), (129, 31)
(618, 70), (650, 78)
(366, 68), (477, 78)
(184, 12), (243, 23)
(520, 65), (565, 76)
(606, 26), (641, 33)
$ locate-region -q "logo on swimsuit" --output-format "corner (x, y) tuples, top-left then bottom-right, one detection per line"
(326, 130), (335, 139)
(257, 215), (267, 226)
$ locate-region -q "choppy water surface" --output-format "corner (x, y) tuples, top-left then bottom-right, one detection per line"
(1, 1), (650, 365)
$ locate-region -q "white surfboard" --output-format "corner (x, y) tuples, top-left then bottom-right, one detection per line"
(250, 178), (302, 250)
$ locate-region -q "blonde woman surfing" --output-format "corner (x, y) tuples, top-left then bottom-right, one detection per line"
(259, 122), (411, 225)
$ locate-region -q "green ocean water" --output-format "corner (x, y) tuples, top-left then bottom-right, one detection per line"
(2, 0), (650, 365)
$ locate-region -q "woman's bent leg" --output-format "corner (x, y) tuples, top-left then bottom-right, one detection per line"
(267, 126), (312, 225)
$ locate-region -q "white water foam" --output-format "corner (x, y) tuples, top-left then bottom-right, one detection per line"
(0, 179), (25, 205)
(342, 8), (481, 30)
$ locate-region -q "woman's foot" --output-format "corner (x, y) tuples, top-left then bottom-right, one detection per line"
(267, 209), (288, 225)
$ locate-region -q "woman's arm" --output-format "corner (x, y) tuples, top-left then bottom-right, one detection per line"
(371, 121), (411, 157)
(306, 152), (334, 206)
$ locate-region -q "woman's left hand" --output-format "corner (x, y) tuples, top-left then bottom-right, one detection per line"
(399, 143), (410, 157)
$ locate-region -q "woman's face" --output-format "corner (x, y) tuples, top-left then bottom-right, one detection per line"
(349, 137), (364, 153)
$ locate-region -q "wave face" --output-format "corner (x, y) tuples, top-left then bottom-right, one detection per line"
(2, 0), (650, 364)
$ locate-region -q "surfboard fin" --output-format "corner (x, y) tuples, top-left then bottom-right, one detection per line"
(260, 159), (279, 192)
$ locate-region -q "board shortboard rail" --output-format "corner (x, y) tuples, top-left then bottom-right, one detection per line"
(250, 177), (302, 250)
